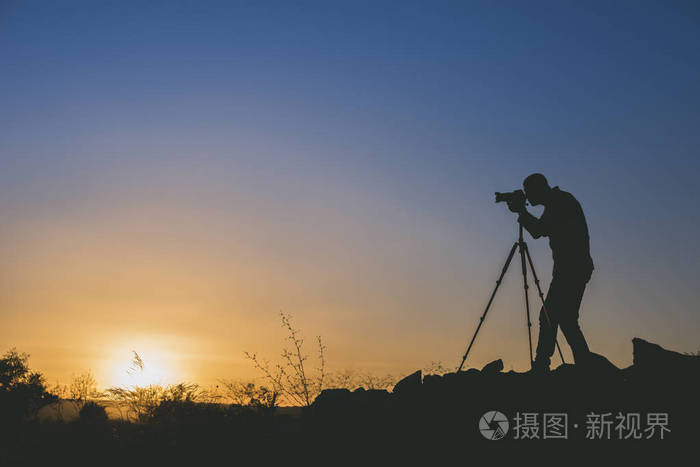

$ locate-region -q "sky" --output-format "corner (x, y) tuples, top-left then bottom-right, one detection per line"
(1, 1), (699, 388)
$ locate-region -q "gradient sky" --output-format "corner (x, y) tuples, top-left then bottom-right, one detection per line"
(1, 1), (699, 388)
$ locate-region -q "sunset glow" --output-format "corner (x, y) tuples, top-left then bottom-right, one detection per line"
(105, 348), (179, 389)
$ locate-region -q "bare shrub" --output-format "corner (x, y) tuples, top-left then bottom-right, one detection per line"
(105, 385), (163, 422)
(105, 351), (203, 422)
(245, 312), (325, 406)
(69, 370), (101, 412)
(218, 380), (277, 413)
(47, 381), (69, 421)
(325, 370), (395, 391)
(422, 361), (450, 376)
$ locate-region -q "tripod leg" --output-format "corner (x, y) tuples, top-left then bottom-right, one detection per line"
(518, 241), (534, 366)
(523, 243), (566, 365)
(457, 241), (519, 372)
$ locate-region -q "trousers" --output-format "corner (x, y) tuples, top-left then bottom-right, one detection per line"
(534, 272), (591, 367)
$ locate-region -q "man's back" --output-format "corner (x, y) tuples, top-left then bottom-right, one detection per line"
(520, 187), (593, 278)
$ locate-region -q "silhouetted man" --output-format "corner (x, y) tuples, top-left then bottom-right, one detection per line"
(508, 173), (593, 372)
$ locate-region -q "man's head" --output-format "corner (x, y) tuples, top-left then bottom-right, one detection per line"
(523, 173), (551, 206)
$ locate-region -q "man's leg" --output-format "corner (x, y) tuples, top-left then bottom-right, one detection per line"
(533, 282), (562, 370)
(557, 279), (590, 363)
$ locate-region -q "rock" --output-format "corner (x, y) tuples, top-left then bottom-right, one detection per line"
(422, 374), (443, 386)
(550, 353), (622, 386)
(441, 368), (480, 387)
(441, 372), (456, 384)
(445, 368), (479, 378)
(633, 337), (700, 373)
(354, 389), (390, 406)
(621, 364), (634, 379)
(631, 338), (700, 388)
(311, 388), (392, 417)
(311, 388), (352, 409)
(551, 363), (577, 376)
(480, 359), (504, 374)
(392, 370), (421, 394)
(585, 352), (621, 376)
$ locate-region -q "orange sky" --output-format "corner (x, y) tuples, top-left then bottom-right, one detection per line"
(2, 177), (688, 389)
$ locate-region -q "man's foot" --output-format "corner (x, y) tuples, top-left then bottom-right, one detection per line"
(528, 360), (551, 375)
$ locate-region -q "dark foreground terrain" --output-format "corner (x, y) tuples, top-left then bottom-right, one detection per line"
(2, 338), (698, 465)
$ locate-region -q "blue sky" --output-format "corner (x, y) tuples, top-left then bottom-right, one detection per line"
(1, 1), (699, 383)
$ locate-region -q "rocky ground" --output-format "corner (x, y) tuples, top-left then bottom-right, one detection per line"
(309, 338), (700, 452)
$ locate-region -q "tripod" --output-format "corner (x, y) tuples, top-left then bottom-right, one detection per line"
(457, 225), (565, 372)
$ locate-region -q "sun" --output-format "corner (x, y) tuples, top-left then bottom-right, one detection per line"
(105, 346), (179, 388)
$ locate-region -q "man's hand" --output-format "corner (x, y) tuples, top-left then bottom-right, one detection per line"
(507, 198), (526, 214)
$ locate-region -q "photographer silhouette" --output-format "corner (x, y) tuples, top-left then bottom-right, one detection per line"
(508, 173), (594, 372)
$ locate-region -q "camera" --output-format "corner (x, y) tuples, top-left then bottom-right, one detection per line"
(495, 189), (526, 206)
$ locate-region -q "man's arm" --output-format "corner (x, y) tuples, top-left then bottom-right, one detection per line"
(517, 209), (551, 239)
(506, 197), (551, 238)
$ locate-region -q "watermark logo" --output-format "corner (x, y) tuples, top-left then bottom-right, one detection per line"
(481, 411), (670, 440)
(479, 410), (509, 440)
